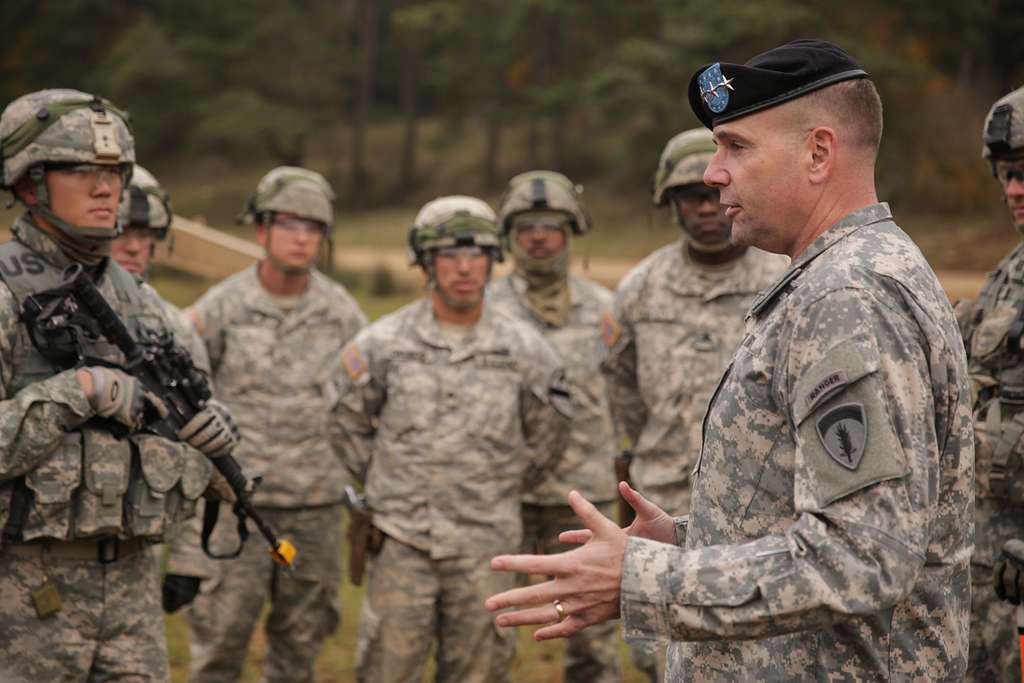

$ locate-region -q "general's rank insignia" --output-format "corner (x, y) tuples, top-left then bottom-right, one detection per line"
(698, 63), (734, 114)
(340, 342), (368, 381)
(599, 311), (622, 348)
(816, 403), (867, 471)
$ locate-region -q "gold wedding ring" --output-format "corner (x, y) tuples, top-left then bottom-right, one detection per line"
(553, 599), (568, 622)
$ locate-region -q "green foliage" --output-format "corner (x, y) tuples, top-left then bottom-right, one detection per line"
(3, 0), (1023, 212)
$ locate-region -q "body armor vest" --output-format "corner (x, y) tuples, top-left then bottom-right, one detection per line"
(0, 240), (210, 545)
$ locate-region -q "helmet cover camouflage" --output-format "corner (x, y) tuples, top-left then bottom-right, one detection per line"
(241, 166), (335, 227)
(117, 164), (172, 237)
(408, 195), (502, 266)
(983, 86), (1024, 162)
(652, 127), (717, 206)
(0, 88), (134, 188)
(498, 170), (590, 235)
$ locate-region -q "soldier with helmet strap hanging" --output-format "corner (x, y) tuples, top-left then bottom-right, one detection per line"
(489, 171), (623, 683)
(323, 195), (572, 683)
(964, 85), (1024, 682)
(0, 89), (237, 682)
(166, 166), (367, 683)
(601, 126), (787, 679)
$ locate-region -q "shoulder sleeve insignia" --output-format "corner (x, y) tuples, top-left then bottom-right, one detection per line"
(340, 342), (369, 381)
(815, 403), (867, 471)
(599, 310), (622, 348)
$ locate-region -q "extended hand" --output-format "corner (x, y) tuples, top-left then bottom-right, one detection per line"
(178, 399), (239, 458)
(559, 481), (676, 547)
(485, 491), (625, 640)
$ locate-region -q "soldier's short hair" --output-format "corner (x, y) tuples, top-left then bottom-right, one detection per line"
(801, 79), (884, 156)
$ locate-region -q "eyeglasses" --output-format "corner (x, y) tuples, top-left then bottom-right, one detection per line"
(435, 245), (486, 261)
(49, 163), (127, 188)
(511, 220), (567, 237)
(272, 215), (326, 236)
(996, 164), (1024, 188)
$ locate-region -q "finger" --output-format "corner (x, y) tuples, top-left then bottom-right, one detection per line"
(485, 578), (566, 612)
(531, 615), (587, 641)
(494, 603), (564, 628)
(567, 490), (619, 538)
(558, 529), (593, 545)
(618, 481), (664, 521)
(490, 552), (570, 577)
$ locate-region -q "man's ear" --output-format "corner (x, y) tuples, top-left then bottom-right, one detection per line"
(806, 126), (837, 185)
(14, 176), (38, 206)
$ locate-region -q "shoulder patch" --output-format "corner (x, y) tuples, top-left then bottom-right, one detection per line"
(340, 342), (369, 381)
(815, 403), (867, 470)
(185, 308), (204, 336)
(599, 310), (622, 348)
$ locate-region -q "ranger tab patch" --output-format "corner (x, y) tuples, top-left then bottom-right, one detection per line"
(599, 310), (622, 348)
(340, 342), (368, 381)
(816, 403), (867, 471)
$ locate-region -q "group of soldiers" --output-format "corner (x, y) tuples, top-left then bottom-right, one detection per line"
(3, 36), (1024, 683)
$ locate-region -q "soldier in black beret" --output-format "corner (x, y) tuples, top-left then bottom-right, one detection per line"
(483, 39), (974, 682)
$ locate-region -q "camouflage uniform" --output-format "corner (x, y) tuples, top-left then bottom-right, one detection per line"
(963, 86), (1024, 683)
(325, 196), (571, 682)
(620, 204), (974, 681)
(603, 241), (787, 517)
(491, 170), (622, 683)
(177, 264), (366, 682)
(0, 89), (216, 683)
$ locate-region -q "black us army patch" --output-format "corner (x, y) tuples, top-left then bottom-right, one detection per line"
(815, 403), (867, 471)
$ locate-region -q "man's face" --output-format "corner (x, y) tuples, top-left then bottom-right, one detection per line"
(111, 227), (156, 276)
(256, 212), (324, 273)
(45, 163), (124, 231)
(432, 245), (490, 311)
(668, 183), (732, 247)
(704, 108), (807, 254)
(995, 159), (1024, 232)
(512, 214), (568, 259)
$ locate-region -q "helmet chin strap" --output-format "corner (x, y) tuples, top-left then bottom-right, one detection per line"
(684, 234), (735, 254)
(27, 166), (120, 242)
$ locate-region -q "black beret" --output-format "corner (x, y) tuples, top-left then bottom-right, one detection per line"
(688, 39), (868, 129)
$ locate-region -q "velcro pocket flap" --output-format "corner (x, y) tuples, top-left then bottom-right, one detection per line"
(179, 447), (212, 501)
(26, 432), (82, 504)
(133, 434), (186, 493)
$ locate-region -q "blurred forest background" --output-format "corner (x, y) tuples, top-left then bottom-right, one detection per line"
(4, 1), (1024, 680)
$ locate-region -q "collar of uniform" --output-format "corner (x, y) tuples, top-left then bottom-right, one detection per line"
(412, 296), (507, 360)
(669, 238), (761, 302)
(12, 213), (79, 272)
(749, 203), (892, 317)
(241, 264), (329, 323)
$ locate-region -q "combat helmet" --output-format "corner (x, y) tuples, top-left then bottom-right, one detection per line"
(408, 195), (503, 268)
(240, 166), (335, 229)
(651, 128), (716, 206)
(983, 85), (1024, 166)
(0, 88), (135, 239)
(497, 170), (590, 236)
(117, 164), (172, 238)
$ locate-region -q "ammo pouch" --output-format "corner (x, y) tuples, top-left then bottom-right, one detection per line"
(2, 427), (209, 544)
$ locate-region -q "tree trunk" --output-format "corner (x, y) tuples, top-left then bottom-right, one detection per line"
(350, 0), (378, 207)
(396, 24), (421, 194)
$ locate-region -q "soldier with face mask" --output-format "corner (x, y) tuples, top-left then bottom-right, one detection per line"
(323, 195), (572, 683)
(489, 171), (622, 683)
(601, 128), (787, 680)
(0, 89), (234, 682)
(964, 85), (1024, 682)
(168, 167), (367, 683)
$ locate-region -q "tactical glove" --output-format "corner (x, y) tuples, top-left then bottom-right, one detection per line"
(84, 366), (161, 430)
(177, 399), (239, 458)
(994, 538), (1024, 604)
(162, 573), (201, 613)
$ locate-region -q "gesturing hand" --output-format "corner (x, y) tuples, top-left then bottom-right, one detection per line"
(485, 490), (626, 641)
(558, 481), (677, 547)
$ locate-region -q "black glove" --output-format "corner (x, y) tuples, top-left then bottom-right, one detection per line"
(994, 539), (1024, 604)
(162, 573), (201, 613)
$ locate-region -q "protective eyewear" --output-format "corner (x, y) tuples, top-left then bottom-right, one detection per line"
(996, 163), (1024, 188)
(272, 215), (326, 236)
(49, 162), (127, 188)
(435, 245), (486, 260)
